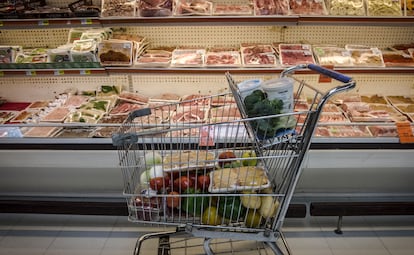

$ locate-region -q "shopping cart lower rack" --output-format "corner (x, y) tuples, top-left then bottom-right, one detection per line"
(112, 64), (356, 255)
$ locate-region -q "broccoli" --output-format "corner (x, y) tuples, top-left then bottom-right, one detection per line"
(243, 89), (289, 138)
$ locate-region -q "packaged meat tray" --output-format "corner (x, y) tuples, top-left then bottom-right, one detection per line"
(213, 3), (253, 15)
(326, 0), (365, 15)
(27, 101), (49, 111)
(368, 125), (399, 137)
(174, 0), (213, 16)
(327, 125), (371, 137)
(109, 102), (148, 115)
(0, 102), (31, 111)
(10, 111), (34, 123)
(348, 48), (385, 67)
(40, 107), (70, 122)
(171, 49), (205, 67)
(319, 112), (350, 123)
(341, 102), (408, 122)
(253, 0), (289, 15)
(98, 40), (134, 67)
(119, 91), (149, 105)
(0, 111), (17, 124)
(24, 126), (61, 138)
(137, 0), (173, 17)
(209, 166), (271, 193)
(381, 50), (414, 67)
(313, 46), (353, 67)
(241, 44), (277, 67)
(63, 95), (89, 108)
(170, 106), (209, 123)
(279, 49), (315, 67)
(366, 0), (402, 16)
(101, 0), (136, 17)
(322, 103), (342, 113)
(55, 128), (94, 138)
(386, 96), (414, 105)
(314, 127), (332, 137)
(180, 94), (211, 107)
(65, 109), (103, 124)
(162, 150), (216, 172)
(135, 49), (172, 68)
(289, 0), (328, 15)
(360, 94), (388, 104)
(205, 51), (241, 67)
(79, 100), (111, 113)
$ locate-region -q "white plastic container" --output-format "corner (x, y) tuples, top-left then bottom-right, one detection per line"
(237, 79), (262, 100)
(260, 77), (294, 113)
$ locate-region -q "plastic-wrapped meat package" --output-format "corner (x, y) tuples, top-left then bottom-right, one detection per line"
(348, 48), (385, 67)
(279, 44), (315, 67)
(313, 46), (353, 67)
(381, 50), (414, 67)
(138, 0), (173, 17)
(289, 0), (327, 15)
(174, 0), (213, 15)
(326, 0), (365, 15)
(213, 3), (253, 15)
(171, 49), (205, 67)
(241, 44), (277, 67)
(101, 0), (136, 17)
(205, 51), (241, 67)
(254, 0), (289, 15)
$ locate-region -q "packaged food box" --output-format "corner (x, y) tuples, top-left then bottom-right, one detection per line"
(138, 0), (173, 17)
(205, 51), (241, 67)
(47, 49), (71, 63)
(171, 49), (205, 67)
(174, 0), (213, 16)
(381, 50), (414, 67)
(101, 0), (136, 17)
(326, 0), (366, 15)
(15, 48), (48, 63)
(253, 0), (289, 15)
(348, 48), (385, 67)
(313, 46), (353, 67)
(65, 109), (103, 123)
(0, 46), (21, 64)
(289, 0), (328, 15)
(366, 0), (402, 16)
(98, 40), (134, 66)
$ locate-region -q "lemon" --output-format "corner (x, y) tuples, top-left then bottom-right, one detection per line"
(201, 206), (222, 225)
(245, 210), (262, 228)
(241, 151), (257, 166)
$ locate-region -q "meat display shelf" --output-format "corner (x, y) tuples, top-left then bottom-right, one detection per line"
(0, 18), (101, 29)
(0, 68), (107, 77)
(0, 16), (413, 30)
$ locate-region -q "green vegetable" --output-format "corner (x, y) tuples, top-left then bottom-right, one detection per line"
(182, 188), (209, 216)
(93, 101), (108, 111)
(243, 90), (290, 138)
(218, 196), (246, 221)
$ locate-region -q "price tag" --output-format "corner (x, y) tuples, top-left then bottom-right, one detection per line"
(318, 65), (334, 83)
(26, 70), (37, 76)
(80, 70), (91, 75)
(54, 70), (64, 76)
(0, 21), (3, 27)
(81, 19), (92, 25)
(396, 122), (414, 143)
(0, 71), (4, 77)
(38, 20), (49, 26)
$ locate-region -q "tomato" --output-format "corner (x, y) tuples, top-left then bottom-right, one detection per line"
(149, 177), (169, 192)
(173, 176), (193, 193)
(218, 151), (237, 168)
(197, 175), (210, 191)
(166, 191), (180, 208)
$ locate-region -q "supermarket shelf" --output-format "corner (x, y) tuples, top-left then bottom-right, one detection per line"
(0, 18), (101, 29)
(1, 16), (413, 30)
(0, 68), (107, 76)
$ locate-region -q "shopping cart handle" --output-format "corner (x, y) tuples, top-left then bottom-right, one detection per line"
(307, 64), (352, 83)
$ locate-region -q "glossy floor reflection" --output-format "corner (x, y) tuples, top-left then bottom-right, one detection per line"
(0, 213), (413, 255)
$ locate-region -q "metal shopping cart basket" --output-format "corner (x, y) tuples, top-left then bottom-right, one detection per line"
(112, 64), (356, 255)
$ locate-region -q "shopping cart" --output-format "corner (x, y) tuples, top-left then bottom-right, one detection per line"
(112, 64), (356, 255)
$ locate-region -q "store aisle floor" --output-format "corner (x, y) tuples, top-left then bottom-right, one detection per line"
(0, 213), (413, 255)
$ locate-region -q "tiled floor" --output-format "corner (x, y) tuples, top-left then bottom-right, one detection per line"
(0, 213), (413, 255)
